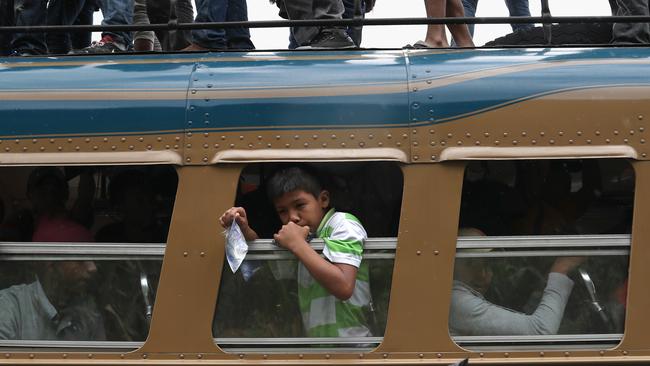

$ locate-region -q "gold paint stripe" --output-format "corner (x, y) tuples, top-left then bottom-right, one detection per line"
(189, 83), (406, 100)
(412, 58), (650, 91)
(0, 90), (187, 101)
(190, 122), (408, 131)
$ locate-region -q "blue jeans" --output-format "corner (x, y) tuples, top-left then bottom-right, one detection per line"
(0, 0), (47, 55)
(288, 0), (364, 49)
(191, 0), (254, 50)
(462, 0), (533, 35)
(99, 0), (134, 47)
(46, 0), (96, 54)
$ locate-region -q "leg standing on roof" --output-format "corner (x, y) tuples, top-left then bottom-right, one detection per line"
(421, 0), (474, 48)
(46, 0), (94, 54)
(504, 0), (532, 32)
(0, 0), (47, 55)
(282, 0), (355, 48)
(185, 0), (254, 51)
(611, 0), (650, 43)
(71, 0), (134, 53)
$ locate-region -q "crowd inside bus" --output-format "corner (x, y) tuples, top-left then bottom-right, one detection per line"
(0, 0), (649, 56)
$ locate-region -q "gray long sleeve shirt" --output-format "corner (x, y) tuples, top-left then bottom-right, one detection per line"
(449, 272), (574, 336)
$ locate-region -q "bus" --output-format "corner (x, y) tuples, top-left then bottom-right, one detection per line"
(0, 5), (648, 365)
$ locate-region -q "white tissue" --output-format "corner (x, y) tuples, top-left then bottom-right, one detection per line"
(225, 221), (248, 273)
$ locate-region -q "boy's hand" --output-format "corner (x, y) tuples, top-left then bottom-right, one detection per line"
(219, 207), (259, 241)
(274, 222), (310, 252)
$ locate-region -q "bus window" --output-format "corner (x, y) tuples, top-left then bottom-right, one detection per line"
(450, 159), (633, 350)
(213, 162), (402, 351)
(0, 166), (177, 349)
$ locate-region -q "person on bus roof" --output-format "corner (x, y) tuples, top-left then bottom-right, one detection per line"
(220, 166), (371, 337)
(449, 228), (583, 336)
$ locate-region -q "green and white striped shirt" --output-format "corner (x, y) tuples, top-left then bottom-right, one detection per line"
(298, 208), (371, 337)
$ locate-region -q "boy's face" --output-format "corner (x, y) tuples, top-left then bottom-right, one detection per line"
(273, 189), (330, 233)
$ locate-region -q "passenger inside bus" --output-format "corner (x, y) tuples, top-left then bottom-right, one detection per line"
(219, 166), (372, 337)
(0, 260), (106, 340)
(449, 228), (583, 336)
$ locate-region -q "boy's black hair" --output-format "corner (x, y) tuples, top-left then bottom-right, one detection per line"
(266, 166), (323, 201)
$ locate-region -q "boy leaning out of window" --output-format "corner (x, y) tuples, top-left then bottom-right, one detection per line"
(219, 166), (371, 337)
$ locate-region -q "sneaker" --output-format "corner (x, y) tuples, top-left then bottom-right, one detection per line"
(70, 35), (126, 54)
(299, 29), (356, 49)
(8, 49), (42, 57)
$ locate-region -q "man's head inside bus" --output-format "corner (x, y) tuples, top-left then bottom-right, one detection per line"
(27, 167), (69, 217)
(266, 166), (330, 235)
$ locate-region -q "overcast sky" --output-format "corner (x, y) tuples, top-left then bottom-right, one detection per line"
(95, 1), (612, 48)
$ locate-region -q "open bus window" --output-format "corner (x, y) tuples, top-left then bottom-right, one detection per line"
(213, 162), (402, 351)
(450, 159), (633, 350)
(0, 165), (176, 349)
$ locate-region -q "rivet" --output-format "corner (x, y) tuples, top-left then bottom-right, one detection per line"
(503, 132), (509, 137)
(165, 145), (171, 149)
(412, 87), (418, 92)
(68, 138), (73, 143)
(378, 142), (383, 147)
(197, 354), (203, 359)
(175, 145), (180, 149)
(179, 354), (184, 359)
(531, 139), (537, 144)
(484, 132), (490, 137)
(298, 354), (304, 359)
(350, 134), (355, 139)
(577, 131), (583, 136)
(50, 138), (55, 143)
(325, 354), (330, 359)
(88, 353), (93, 359)
(186, 157), (191, 162)
(429, 129), (435, 134)
(4, 147), (8, 152)
(142, 354), (148, 359)
(214, 144), (220, 148)
(93, 146), (99, 150)
(292, 135), (299, 140)
(229, 143), (235, 148)
(599, 350), (605, 356)
(285, 143), (291, 148)
(465, 132), (471, 138)
(431, 155), (436, 160)
(359, 142), (365, 147)
(504, 352), (509, 357)
(630, 130), (635, 135)
(187, 132), (193, 137)
(494, 140), (500, 145)
(440, 141), (446, 146)
(250, 143), (255, 148)
(175, 136), (181, 141)
(638, 115), (644, 120)
(111, 145), (117, 150)
(29, 354), (35, 359)
(75, 146), (80, 151)
(222, 136), (227, 140)
(412, 102), (419, 109)
(624, 138), (629, 143)
(418, 353), (424, 358)
(426, 69), (431, 73)
(412, 74), (417, 79)
(436, 353), (442, 358)
(191, 89), (196, 94)
(4, 354), (9, 358)
(413, 141), (419, 147)
(121, 137), (126, 142)
(539, 351), (545, 356)
(40, 147), (45, 151)
(383, 353), (389, 359)
(207, 83), (213, 88)
(183, 251), (188, 257)
(412, 129), (418, 135)
(641, 139), (646, 143)
(643, 153), (647, 157)
(387, 134), (392, 139)
(596, 130), (601, 136)
(640, 127), (645, 132)
(62, 353), (68, 359)
(368, 134), (374, 139)
(203, 144), (208, 148)
(430, 141), (436, 146)
(447, 133), (453, 138)
(428, 95), (433, 100)
(549, 139), (555, 144)
(200, 252), (205, 257)
(614, 130), (619, 135)
(416, 250), (421, 255)
(128, 145), (134, 150)
(540, 131), (545, 136)
(623, 350), (628, 355)
(456, 141), (462, 145)
(587, 139), (592, 144)
(156, 137), (162, 142)
(427, 80), (432, 84)
(202, 157), (208, 162)
(239, 136), (244, 140)
(359, 354), (364, 358)
(569, 139), (574, 144)
(263, 354), (268, 359)
(512, 140), (518, 145)
(303, 142), (309, 147)
(257, 135), (263, 140)
(479, 352), (484, 357)
(396, 142), (401, 147)
(22, 147), (27, 151)
(606, 139), (611, 143)
(413, 155), (419, 160)
(558, 131), (564, 136)
(402, 134), (408, 139)
(521, 131), (527, 137)
(331, 134), (337, 140)
(564, 351), (570, 357)
(32, 139), (37, 143)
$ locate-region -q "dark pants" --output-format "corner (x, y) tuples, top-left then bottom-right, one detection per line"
(135, 0), (194, 51)
(288, 0), (364, 48)
(191, 0), (254, 50)
(280, 0), (345, 46)
(0, 0), (47, 55)
(611, 0), (650, 43)
(46, 0), (96, 54)
(462, 0), (533, 35)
